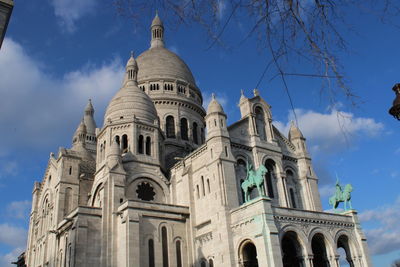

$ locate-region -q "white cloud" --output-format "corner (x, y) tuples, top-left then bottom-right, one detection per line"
(274, 108), (384, 155)
(0, 224), (27, 248)
(359, 196), (400, 255)
(48, 0), (97, 32)
(0, 160), (18, 178)
(0, 38), (124, 154)
(0, 247), (25, 267)
(7, 200), (31, 219)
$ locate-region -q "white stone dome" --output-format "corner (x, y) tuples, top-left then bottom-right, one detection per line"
(104, 55), (158, 125)
(136, 47), (196, 86)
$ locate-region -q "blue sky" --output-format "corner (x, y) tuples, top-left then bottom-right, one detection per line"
(0, 0), (399, 266)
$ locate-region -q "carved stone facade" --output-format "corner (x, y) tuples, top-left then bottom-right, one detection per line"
(25, 14), (371, 267)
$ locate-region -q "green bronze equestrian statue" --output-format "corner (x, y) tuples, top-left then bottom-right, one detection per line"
(329, 178), (353, 211)
(241, 160), (268, 202)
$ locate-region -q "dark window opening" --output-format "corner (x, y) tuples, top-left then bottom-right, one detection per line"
(289, 188), (297, 208)
(180, 118), (188, 141)
(122, 134), (128, 153)
(176, 240), (182, 267)
(162, 227), (169, 267)
(193, 122), (198, 144)
(201, 176), (205, 196)
(166, 116), (176, 138)
(146, 137), (151, 156)
(138, 135), (144, 154)
(264, 159), (275, 198)
(149, 239), (155, 267)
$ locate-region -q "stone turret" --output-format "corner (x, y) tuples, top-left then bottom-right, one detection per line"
(206, 93), (229, 140)
(288, 121), (308, 155)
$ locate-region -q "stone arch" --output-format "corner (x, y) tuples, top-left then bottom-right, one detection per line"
(238, 239), (259, 267)
(91, 183), (104, 207)
(281, 229), (306, 267)
(309, 231), (330, 267)
(334, 230), (360, 266)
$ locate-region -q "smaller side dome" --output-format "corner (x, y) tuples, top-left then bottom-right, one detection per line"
(104, 54), (158, 125)
(288, 121), (304, 140)
(207, 93), (225, 114)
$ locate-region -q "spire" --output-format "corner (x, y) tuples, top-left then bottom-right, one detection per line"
(83, 99), (97, 135)
(288, 120), (304, 140)
(150, 12), (164, 48)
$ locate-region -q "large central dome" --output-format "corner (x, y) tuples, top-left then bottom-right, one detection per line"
(136, 47), (196, 85)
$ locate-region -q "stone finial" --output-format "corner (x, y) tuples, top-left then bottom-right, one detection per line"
(253, 88), (259, 97)
(212, 93), (216, 100)
(241, 89), (244, 96)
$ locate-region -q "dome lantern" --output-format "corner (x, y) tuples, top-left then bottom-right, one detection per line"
(150, 12), (164, 49)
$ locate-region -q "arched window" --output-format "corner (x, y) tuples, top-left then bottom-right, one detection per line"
(289, 188), (297, 208)
(196, 185), (200, 199)
(166, 116), (175, 138)
(162, 227), (169, 267)
(138, 135), (144, 154)
(69, 167), (72, 175)
(200, 260), (206, 267)
(286, 170), (299, 208)
(180, 118), (188, 140)
(146, 137), (151, 156)
(207, 179), (211, 193)
(264, 159), (275, 198)
(209, 259), (214, 267)
(176, 240), (182, 267)
(240, 241), (258, 267)
(148, 239), (155, 267)
(193, 122), (198, 144)
(255, 107), (267, 141)
(122, 134), (128, 153)
(201, 128), (205, 144)
(115, 135), (120, 145)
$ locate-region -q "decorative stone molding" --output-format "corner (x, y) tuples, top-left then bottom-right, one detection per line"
(195, 231), (213, 246)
